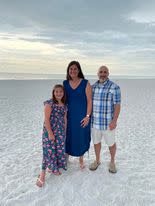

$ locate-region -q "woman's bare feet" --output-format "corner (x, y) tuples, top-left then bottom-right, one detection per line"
(79, 163), (85, 169)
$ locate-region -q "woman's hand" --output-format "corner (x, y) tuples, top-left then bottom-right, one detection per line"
(80, 116), (90, 127)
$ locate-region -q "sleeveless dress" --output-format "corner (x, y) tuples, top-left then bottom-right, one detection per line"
(63, 79), (91, 156)
(42, 99), (67, 172)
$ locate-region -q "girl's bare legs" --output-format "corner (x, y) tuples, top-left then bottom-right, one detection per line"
(36, 170), (45, 187)
(46, 168), (62, 175)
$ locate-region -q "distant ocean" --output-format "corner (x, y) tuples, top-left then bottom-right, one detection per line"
(0, 72), (155, 80)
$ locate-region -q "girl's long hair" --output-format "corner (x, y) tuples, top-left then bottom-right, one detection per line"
(66, 61), (85, 80)
(52, 84), (66, 104)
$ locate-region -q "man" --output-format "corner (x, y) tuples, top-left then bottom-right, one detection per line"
(89, 66), (121, 173)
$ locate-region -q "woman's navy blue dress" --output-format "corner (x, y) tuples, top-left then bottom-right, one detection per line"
(63, 79), (91, 156)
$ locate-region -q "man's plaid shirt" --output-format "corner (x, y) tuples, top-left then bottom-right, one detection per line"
(91, 78), (121, 130)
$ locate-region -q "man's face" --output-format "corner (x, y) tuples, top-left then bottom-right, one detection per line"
(98, 66), (109, 82)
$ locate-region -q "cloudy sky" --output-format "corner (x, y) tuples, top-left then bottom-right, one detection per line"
(0, 0), (155, 76)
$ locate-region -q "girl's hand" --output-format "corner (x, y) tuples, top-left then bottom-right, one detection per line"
(80, 116), (90, 127)
(49, 133), (55, 141)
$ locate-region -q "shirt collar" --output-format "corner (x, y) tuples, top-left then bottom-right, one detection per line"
(95, 78), (109, 87)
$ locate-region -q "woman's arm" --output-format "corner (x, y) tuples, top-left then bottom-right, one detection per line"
(81, 81), (92, 127)
(44, 104), (55, 140)
(86, 81), (92, 116)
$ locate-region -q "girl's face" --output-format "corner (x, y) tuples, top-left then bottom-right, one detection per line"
(69, 64), (79, 79)
(54, 87), (64, 101)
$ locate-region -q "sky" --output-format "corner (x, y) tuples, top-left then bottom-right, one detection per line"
(0, 0), (155, 76)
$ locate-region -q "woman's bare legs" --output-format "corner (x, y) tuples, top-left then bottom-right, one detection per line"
(79, 156), (85, 169)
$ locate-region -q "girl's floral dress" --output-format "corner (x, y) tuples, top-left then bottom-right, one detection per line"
(42, 99), (67, 173)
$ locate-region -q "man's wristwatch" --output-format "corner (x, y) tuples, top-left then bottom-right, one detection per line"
(86, 114), (90, 118)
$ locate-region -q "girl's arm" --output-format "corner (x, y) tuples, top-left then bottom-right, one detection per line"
(44, 104), (55, 140)
(64, 111), (67, 131)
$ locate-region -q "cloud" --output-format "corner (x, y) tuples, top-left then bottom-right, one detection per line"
(126, 0), (155, 25)
(0, 0), (155, 75)
(0, 0), (136, 31)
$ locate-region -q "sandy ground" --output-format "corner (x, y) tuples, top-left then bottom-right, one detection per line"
(0, 79), (155, 206)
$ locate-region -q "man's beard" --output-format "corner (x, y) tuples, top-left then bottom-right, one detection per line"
(99, 76), (107, 83)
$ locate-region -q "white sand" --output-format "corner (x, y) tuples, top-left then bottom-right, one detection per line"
(0, 79), (155, 206)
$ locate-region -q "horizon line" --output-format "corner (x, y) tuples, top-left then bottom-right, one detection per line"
(0, 72), (155, 77)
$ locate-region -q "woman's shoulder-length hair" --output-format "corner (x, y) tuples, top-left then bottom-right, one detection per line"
(66, 61), (85, 80)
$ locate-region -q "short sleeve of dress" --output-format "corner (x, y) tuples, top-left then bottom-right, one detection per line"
(43, 99), (54, 107)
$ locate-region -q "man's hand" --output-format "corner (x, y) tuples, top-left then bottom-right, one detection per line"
(109, 120), (117, 130)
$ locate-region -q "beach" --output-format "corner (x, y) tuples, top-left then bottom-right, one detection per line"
(0, 79), (155, 206)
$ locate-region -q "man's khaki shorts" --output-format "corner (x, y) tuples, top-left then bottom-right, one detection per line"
(91, 127), (116, 147)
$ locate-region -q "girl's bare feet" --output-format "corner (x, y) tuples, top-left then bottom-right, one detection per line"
(52, 170), (62, 175)
(36, 171), (45, 187)
(46, 168), (62, 175)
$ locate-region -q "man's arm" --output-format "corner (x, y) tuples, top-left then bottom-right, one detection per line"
(109, 104), (121, 130)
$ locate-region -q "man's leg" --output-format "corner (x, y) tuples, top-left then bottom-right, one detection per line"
(94, 142), (101, 163)
(89, 128), (102, 171)
(89, 142), (101, 170)
(109, 143), (117, 173)
(109, 143), (116, 163)
(104, 129), (117, 173)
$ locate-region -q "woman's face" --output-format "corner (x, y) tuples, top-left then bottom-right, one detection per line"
(68, 64), (79, 79)
(54, 87), (64, 101)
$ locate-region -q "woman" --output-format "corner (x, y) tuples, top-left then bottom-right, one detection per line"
(63, 61), (92, 168)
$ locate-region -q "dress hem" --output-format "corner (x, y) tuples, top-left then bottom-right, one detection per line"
(66, 149), (90, 157)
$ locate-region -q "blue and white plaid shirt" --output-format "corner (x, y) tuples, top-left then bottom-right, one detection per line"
(91, 78), (121, 130)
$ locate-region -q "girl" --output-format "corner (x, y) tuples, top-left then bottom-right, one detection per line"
(36, 84), (67, 187)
